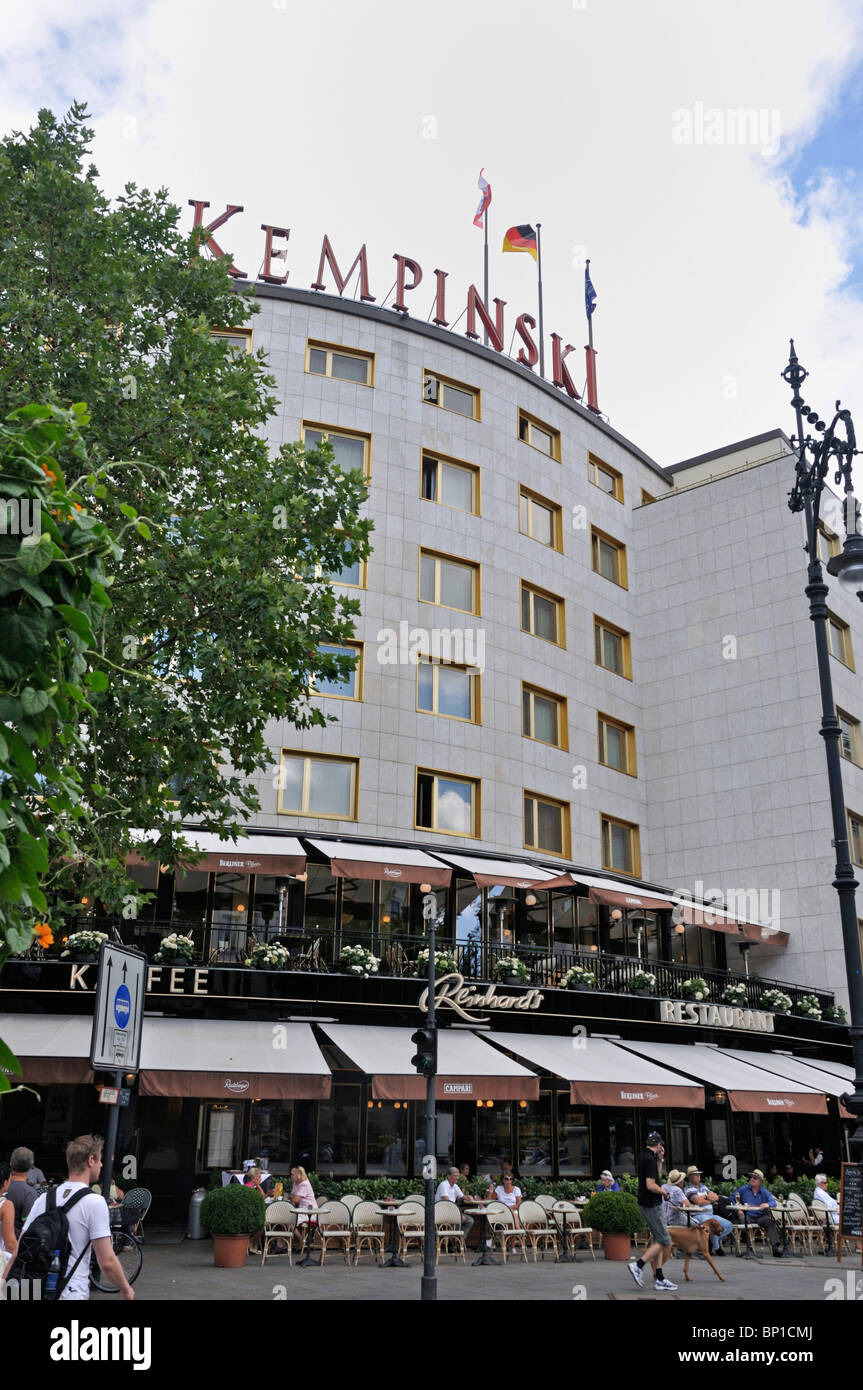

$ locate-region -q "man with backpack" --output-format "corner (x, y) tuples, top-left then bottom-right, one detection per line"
(3, 1135), (134, 1301)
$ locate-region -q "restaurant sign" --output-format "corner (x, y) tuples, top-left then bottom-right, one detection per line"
(418, 973), (544, 1023)
(658, 999), (775, 1033)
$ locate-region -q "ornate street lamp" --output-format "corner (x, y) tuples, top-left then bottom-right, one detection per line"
(783, 340), (863, 1158)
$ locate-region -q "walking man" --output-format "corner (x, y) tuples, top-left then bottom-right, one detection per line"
(629, 1130), (677, 1291)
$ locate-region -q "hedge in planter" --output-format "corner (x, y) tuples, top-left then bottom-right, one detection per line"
(200, 1183), (266, 1237)
(582, 1190), (645, 1236)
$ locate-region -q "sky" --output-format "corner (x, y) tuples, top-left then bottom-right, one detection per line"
(2, 0), (863, 467)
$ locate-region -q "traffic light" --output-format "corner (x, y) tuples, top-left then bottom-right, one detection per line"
(410, 1026), (437, 1076)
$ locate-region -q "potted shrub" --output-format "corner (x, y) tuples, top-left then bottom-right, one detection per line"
(339, 944), (380, 978)
(200, 1184), (266, 1267)
(414, 948), (458, 977)
(562, 965), (596, 991)
(795, 993), (822, 1021)
(625, 970), (657, 996)
(759, 988), (792, 1014)
(60, 930), (108, 962)
(492, 955), (529, 985)
(245, 942), (291, 970)
(721, 982), (748, 1005)
(824, 1004), (847, 1023)
(153, 932), (196, 965)
(582, 1191), (645, 1261)
(680, 976), (709, 1001)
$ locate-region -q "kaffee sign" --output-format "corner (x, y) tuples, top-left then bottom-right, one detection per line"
(189, 201), (600, 412)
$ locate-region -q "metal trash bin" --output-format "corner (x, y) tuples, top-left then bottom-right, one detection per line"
(187, 1187), (208, 1240)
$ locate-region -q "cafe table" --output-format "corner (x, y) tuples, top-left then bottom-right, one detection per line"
(377, 1199), (410, 1268)
(731, 1203), (765, 1259)
(471, 1200), (503, 1267)
(296, 1205), (320, 1268)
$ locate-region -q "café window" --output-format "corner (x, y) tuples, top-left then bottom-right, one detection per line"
(172, 868), (208, 926)
(212, 871), (249, 927)
(416, 768), (479, 837)
(576, 895), (600, 954)
(516, 1096), (552, 1175)
(314, 643), (363, 700)
(477, 1101), (512, 1172)
(421, 452), (480, 515)
(557, 1098), (591, 1175)
(591, 527), (628, 587)
(303, 862), (337, 934)
(598, 713), (637, 775)
(524, 792), (569, 857)
(316, 1084), (360, 1175)
(521, 581), (565, 646)
(827, 611), (854, 668)
(366, 1100), (408, 1175)
(601, 815), (641, 877)
(422, 369), (480, 419)
(249, 1101), (293, 1169)
(608, 1112), (637, 1174)
(279, 752), (358, 819)
(595, 616), (632, 678)
(210, 328), (252, 353)
(418, 659), (479, 723)
(340, 876), (374, 939)
(518, 408), (560, 460)
(306, 340), (373, 385)
(125, 861), (158, 925)
(420, 550), (480, 614)
(302, 423), (371, 479)
(588, 453), (623, 502)
(522, 684), (567, 749)
(838, 708), (861, 766)
(519, 486), (563, 551)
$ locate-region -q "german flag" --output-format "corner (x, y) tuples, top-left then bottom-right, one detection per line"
(502, 225), (538, 260)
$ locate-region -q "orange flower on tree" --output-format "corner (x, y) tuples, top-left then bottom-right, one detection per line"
(34, 921), (54, 949)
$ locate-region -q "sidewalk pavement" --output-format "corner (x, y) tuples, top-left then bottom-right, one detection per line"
(94, 1238), (861, 1302)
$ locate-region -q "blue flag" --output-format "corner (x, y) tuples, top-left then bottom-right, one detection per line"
(585, 263), (597, 319)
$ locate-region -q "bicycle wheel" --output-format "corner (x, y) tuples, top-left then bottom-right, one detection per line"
(90, 1230), (143, 1292)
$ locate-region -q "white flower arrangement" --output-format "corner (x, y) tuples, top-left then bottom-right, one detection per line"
(681, 976), (710, 1001)
(60, 930), (108, 959)
(759, 988), (792, 1014)
(153, 933), (196, 964)
(414, 948), (458, 977)
(245, 942), (291, 970)
(626, 970), (657, 993)
(339, 944), (380, 978)
(824, 1004), (847, 1022)
(562, 965), (596, 989)
(796, 993), (822, 1020)
(492, 955), (529, 983)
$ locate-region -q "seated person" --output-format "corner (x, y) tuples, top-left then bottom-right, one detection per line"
(782, 1162), (796, 1183)
(734, 1169), (782, 1256)
(243, 1166), (267, 1196)
(486, 1173), (523, 1226)
(661, 1169), (691, 1227)
(594, 1169), (620, 1193)
(436, 1166), (478, 1238)
(90, 1177), (125, 1206)
(812, 1173), (839, 1227)
(683, 1166), (734, 1254)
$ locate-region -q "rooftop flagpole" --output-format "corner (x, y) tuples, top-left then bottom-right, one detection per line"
(483, 204), (489, 348)
(536, 222), (545, 379)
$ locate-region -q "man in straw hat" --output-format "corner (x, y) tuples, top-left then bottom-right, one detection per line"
(733, 1169), (782, 1256)
(683, 1165), (734, 1256)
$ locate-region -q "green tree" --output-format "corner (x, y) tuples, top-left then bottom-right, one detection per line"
(0, 103), (371, 917)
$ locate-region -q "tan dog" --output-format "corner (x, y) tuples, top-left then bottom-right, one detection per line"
(667, 1219), (726, 1282)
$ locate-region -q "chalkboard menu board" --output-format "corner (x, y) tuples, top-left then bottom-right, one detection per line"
(840, 1162), (862, 1239)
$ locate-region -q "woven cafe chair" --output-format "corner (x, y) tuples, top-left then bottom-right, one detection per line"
(485, 1202), (528, 1264)
(401, 1194), (425, 1204)
(396, 1206), (425, 1259)
(782, 1193), (814, 1255)
(518, 1199), (559, 1262)
(339, 1194), (363, 1214)
(315, 1201), (352, 1265)
(534, 1193), (557, 1214)
(552, 1201), (596, 1262)
(808, 1204), (834, 1255)
(434, 1202), (466, 1263)
(118, 1187), (152, 1239)
(260, 1201), (298, 1266)
(352, 1201), (386, 1265)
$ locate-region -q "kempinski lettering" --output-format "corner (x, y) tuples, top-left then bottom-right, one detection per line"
(658, 998), (775, 1033)
(418, 972), (544, 1022)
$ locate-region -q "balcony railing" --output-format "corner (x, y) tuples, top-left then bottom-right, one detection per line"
(54, 917), (836, 1012)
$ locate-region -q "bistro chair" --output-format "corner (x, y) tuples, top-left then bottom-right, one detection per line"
(339, 1194), (363, 1214)
(260, 1202), (298, 1266)
(434, 1202), (466, 1263)
(401, 1194), (425, 1204)
(384, 942), (408, 977)
(118, 1187), (152, 1237)
(352, 1201), (386, 1265)
(396, 1204), (426, 1260)
(315, 1201), (352, 1265)
(518, 1200), (559, 1262)
(534, 1193), (557, 1215)
(552, 1201), (596, 1262)
(782, 1193), (815, 1255)
(485, 1203), (528, 1263)
(295, 938), (326, 972)
(808, 1204), (835, 1254)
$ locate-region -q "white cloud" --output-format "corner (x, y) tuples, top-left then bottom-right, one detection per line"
(3, 0), (863, 464)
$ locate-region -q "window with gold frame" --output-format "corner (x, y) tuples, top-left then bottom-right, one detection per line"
(306, 339), (374, 386)
(816, 522), (840, 568)
(588, 453), (624, 502)
(278, 751), (359, 819)
(849, 811), (863, 867)
(422, 369), (480, 419)
(416, 767), (480, 837)
(591, 527), (628, 587)
(417, 658), (480, 723)
(301, 422), (371, 480)
(313, 642), (363, 700)
(641, 489), (657, 505)
(518, 408), (560, 460)
(827, 612), (854, 669)
(595, 616), (632, 678)
(519, 486), (563, 551)
(601, 814), (641, 877)
(524, 791), (570, 857)
(210, 328), (253, 353)
(522, 683), (568, 749)
(521, 581), (565, 647)
(419, 549), (480, 614)
(597, 713), (637, 775)
(421, 452), (480, 515)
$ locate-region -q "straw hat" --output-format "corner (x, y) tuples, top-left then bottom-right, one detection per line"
(685, 1165), (702, 1178)
(751, 1169), (765, 1182)
(667, 1169), (685, 1186)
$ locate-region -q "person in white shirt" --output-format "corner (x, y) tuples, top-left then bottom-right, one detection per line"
(487, 1173), (523, 1225)
(18, 1135), (134, 1301)
(812, 1173), (840, 1227)
(0, 1162), (18, 1278)
(435, 1166), (476, 1238)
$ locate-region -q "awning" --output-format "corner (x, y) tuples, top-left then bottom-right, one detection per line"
(531, 870), (675, 910)
(138, 1019), (331, 1099)
(320, 1023), (539, 1101)
(129, 828), (306, 877)
(435, 853), (561, 889)
(307, 839), (450, 887)
(0, 1014), (94, 1085)
(715, 1048), (857, 1119)
(671, 897), (789, 948)
(776, 1055), (857, 1119)
(484, 1032), (703, 1109)
(617, 1040), (827, 1114)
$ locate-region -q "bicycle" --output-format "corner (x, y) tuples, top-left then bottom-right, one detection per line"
(89, 1221), (144, 1292)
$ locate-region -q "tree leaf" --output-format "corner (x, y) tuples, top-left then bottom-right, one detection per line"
(55, 604), (94, 643)
(0, 608), (47, 664)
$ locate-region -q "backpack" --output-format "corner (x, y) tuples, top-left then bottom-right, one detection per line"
(3, 1184), (92, 1300)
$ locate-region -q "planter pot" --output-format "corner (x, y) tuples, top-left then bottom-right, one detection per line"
(569, 983), (594, 992)
(601, 1231), (633, 1261)
(160, 956), (193, 967)
(70, 954), (98, 964)
(500, 975), (525, 986)
(212, 1234), (251, 1268)
(630, 988), (652, 997)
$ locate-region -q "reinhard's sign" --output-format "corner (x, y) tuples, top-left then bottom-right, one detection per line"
(658, 999), (775, 1033)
